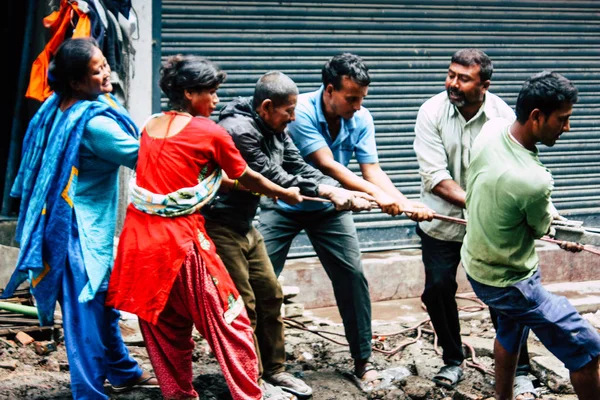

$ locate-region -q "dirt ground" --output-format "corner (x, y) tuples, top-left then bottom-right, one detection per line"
(2, 306), (597, 400)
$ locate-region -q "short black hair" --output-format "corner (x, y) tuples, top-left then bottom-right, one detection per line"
(159, 54), (226, 109)
(252, 71), (298, 110)
(322, 53), (370, 90)
(451, 48), (493, 82)
(515, 71), (578, 124)
(48, 37), (100, 97)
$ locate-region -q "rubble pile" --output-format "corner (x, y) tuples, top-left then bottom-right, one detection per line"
(1, 286), (599, 399)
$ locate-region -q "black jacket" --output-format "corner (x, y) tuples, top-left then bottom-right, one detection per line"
(202, 96), (338, 233)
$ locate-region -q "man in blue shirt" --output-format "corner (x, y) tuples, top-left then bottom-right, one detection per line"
(257, 53), (433, 393)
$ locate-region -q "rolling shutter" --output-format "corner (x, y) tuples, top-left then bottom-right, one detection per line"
(160, 0), (600, 256)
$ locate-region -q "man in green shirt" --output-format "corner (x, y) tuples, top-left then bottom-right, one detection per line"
(462, 71), (600, 400)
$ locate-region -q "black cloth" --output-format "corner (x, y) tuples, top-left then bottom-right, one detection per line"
(103, 0), (132, 19)
(417, 224), (532, 369)
(417, 224), (465, 366)
(86, 1), (106, 49)
(202, 96), (338, 234)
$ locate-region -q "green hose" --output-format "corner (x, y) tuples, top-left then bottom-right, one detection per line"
(0, 301), (38, 317)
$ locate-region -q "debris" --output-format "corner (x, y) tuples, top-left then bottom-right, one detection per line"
(34, 340), (57, 355)
(583, 310), (600, 329)
(284, 303), (304, 318)
(0, 360), (18, 370)
(0, 337), (16, 348)
(282, 285), (300, 302)
(531, 355), (573, 394)
(15, 331), (35, 346)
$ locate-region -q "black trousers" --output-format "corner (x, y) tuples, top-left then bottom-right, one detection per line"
(417, 225), (465, 366)
(417, 225), (530, 370)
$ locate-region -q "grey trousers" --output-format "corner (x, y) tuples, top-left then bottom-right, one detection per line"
(257, 207), (373, 361)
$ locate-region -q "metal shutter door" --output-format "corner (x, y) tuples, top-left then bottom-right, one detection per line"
(160, 0), (600, 256)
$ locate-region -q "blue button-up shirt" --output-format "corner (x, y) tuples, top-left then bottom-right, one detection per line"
(282, 86), (378, 212)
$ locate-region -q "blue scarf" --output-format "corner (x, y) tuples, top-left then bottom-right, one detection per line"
(2, 93), (138, 326)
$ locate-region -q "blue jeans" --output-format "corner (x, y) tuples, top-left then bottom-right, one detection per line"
(468, 270), (600, 372)
(257, 207), (372, 361)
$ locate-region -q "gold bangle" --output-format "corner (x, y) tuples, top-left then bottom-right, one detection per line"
(233, 179), (239, 190)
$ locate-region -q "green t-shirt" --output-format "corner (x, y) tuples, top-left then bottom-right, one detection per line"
(461, 118), (554, 287)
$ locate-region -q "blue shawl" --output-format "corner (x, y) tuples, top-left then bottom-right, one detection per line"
(2, 93), (138, 326)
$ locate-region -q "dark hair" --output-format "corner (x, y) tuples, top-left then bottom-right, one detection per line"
(252, 71), (298, 110)
(515, 71), (578, 124)
(48, 37), (100, 96)
(159, 55), (226, 109)
(322, 53), (370, 90)
(451, 48), (493, 82)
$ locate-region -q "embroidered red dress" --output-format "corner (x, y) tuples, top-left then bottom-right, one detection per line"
(107, 114), (261, 400)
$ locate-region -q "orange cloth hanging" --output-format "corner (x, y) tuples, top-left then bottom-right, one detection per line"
(25, 0), (92, 102)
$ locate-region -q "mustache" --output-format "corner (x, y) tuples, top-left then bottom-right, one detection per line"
(448, 88), (464, 97)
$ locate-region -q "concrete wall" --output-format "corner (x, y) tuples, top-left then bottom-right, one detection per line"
(0, 244), (22, 291)
(281, 240), (600, 309)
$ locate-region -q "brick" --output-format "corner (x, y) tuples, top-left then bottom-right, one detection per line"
(15, 331), (35, 346)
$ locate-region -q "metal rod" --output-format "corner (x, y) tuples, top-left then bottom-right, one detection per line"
(301, 196), (600, 256)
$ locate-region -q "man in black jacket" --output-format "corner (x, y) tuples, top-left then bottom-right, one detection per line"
(203, 71), (370, 399)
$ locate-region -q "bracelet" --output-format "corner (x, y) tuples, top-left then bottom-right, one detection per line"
(233, 179), (239, 190)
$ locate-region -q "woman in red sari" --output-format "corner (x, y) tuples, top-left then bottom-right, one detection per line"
(107, 55), (302, 400)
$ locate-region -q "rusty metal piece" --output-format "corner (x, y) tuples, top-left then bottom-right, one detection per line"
(551, 224), (600, 247)
(33, 340), (57, 355)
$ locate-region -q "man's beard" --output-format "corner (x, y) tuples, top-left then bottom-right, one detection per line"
(447, 88), (466, 107)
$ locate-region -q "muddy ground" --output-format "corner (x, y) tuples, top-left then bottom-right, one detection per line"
(2, 305), (598, 400)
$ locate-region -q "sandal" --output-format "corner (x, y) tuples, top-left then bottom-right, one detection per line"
(112, 373), (160, 393)
(344, 362), (384, 393)
(265, 372), (312, 397)
(432, 365), (464, 389)
(513, 374), (538, 399)
(260, 380), (297, 400)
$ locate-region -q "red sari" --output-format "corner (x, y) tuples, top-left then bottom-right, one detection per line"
(107, 114), (261, 400)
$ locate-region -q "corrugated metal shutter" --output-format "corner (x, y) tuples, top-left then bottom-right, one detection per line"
(161, 0), (600, 257)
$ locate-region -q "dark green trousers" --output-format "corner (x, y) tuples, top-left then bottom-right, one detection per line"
(205, 220), (286, 378)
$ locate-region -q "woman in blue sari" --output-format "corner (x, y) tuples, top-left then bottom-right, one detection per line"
(3, 37), (157, 399)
